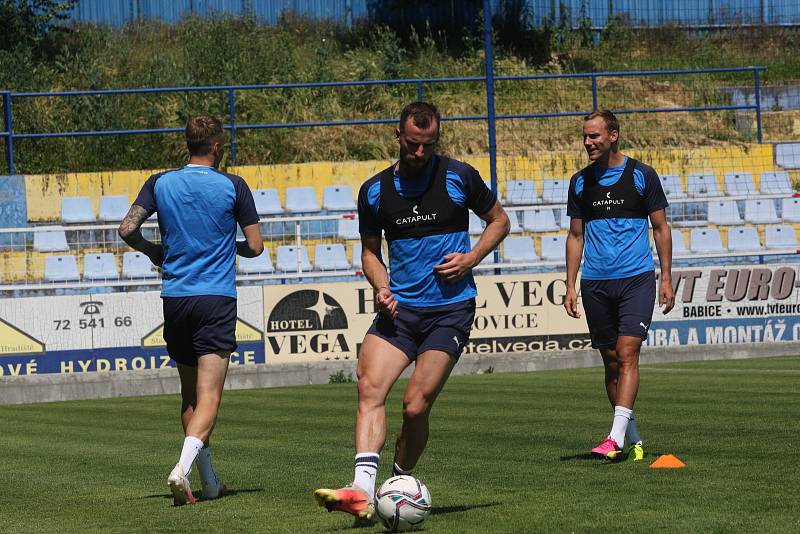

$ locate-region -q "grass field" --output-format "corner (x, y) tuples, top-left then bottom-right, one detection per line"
(2, 356), (799, 533)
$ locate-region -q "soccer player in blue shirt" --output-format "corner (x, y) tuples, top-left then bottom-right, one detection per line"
(564, 110), (675, 461)
(314, 102), (510, 522)
(118, 115), (263, 505)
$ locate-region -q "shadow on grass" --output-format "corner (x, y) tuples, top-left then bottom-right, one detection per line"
(143, 487), (265, 501)
(560, 453), (597, 461)
(319, 502), (502, 531)
(561, 452), (656, 462)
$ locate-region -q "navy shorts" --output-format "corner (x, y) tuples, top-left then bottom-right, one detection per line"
(580, 271), (655, 349)
(366, 298), (476, 362)
(162, 295), (237, 366)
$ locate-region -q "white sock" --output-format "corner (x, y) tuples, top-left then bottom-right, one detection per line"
(195, 446), (219, 488)
(178, 436), (204, 478)
(626, 415), (642, 446)
(353, 453), (380, 498)
(609, 406), (633, 448)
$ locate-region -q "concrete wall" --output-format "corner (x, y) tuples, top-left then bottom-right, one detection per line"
(2, 341), (797, 405)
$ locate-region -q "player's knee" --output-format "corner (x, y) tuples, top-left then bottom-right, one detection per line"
(357, 375), (384, 405)
(402, 395), (431, 421)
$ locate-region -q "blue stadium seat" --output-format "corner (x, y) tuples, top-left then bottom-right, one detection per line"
(541, 179), (569, 204)
(314, 244), (350, 270)
(687, 174), (721, 197)
(540, 234), (566, 261)
(253, 188), (283, 215)
(469, 212), (484, 235)
(765, 225), (799, 249)
(276, 245), (312, 272)
(502, 236), (539, 263)
(744, 199), (779, 224)
(671, 229), (687, 255)
(724, 172), (756, 196)
(690, 228), (724, 253)
(98, 195), (130, 222)
(659, 175), (687, 199)
(708, 200), (742, 225)
(61, 197), (95, 223)
(759, 171), (793, 195)
(776, 143), (800, 169)
(83, 253), (119, 281)
(322, 185), (356, 211)
(44, 254), (80, 282)
(33, 230), (69, 252)
(237, 248), (274, 274)
(781, 198), (800, 222)
(727, 227), (762, 252)
(122, 251), (158, 279)
(505, 180), (539, 205)
(522, 208), (559, 232)
(337, 218), (360, 240)
(285, 187), (320, 213)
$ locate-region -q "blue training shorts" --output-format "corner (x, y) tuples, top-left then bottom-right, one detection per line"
(366, 298), (476, 362)
(162, 295), (237, 365)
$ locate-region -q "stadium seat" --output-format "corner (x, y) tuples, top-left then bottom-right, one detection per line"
(540, 234), (566, 261)
(727, 227), (763, 252)
(522, 208), (559, 232)
(83, 253), (119, 281)
(780, 198), (800, 222)
(122, 252), (158, 279)
(687, 174), (721, 197)
(470, 236), (498, 266)
(724, 172), (756, 196)
(98, 195), (130, 222)
(671, 229), (687, 255)
(558, 209), (570, 229)
(61, 197), (95, 223)
(33, 230), (69, 252)
(759, 171), (793, 195)
(469, 212), (484, 235)
(707, 200), (742, 225)
(322, 185), (356, 211)
(690, 228), (724, 253)
(276, 245), (312, 272)
(484, 180), (502, 202)
(237, 248), (274, 274)
(285, 187), (320, 213)
(502, 236), (539, 263)
(776, 143), (800, 169)
(508, 211), (522, 233)
(541, 179), (569, 204)
(505, 180), (539, 205)
(352, 242), (362, 269)
(44, 254), (80, 282)
(659, 175), (687, 199)
(765, 225), (799, 249)
(314, 244), (350, 270)
(744, 199), (780, 224)
(253, 188), (283, 215)
(337, 218), (360, 240)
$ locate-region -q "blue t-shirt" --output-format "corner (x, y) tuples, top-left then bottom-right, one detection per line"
(358, 156), (496, 307)
(567, 157), (668, 280)
(133, 164), (259, 298)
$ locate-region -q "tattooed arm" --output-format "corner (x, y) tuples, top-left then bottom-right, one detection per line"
(118, 205), (163, 267)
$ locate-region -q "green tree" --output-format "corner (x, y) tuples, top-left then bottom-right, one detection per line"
(0, 0), (77, 52)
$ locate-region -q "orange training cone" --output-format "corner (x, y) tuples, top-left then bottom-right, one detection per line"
(650, 454), (686, 468)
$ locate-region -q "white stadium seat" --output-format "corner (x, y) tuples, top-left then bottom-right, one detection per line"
(690, 228), (724, 253)
(708, 200), (742, 225)
(98, 195), (130, 222)
(285, 187), (320, 213)
(744, 199), (779, 224)
(727, 227), (762, 252)
(314, 244), (350, 270)
(687, 174), (721, 197)
(122, 252), (158, 279)
(322, 185), (356, 211)
(337, 218), (360, 240)
(33, 230), (69, 252)
(505, 180), (539, 205)
(237, 248), (274, 274)
(540, 234), (566, 261)
(352, 242), (362, 269)
(469, 212), (484, 235)
(659, 174), (687, 199)
(558, 209), (570, 229)
(775, 143), (800, 169)
(765, 225), (799, 249)
(253, 188), (283, 215)
(502, 236), (539, 263)
(61, 197), (94, 223)
(44, 254), (80, 282)
(541, 179), (569, 204)
(276, 245), (312, 272)
(671, 229), (687, 255)
(780, 198), (800, 222)
(522, 208), (559, 232)
(759, 171), (793, 195)
(508, 211), (522, 233)
(724, 172), (756, 196)
(83, 253), (119, 281)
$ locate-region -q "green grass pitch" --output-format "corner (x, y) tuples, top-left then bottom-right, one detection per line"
(2, 356), (799, 533)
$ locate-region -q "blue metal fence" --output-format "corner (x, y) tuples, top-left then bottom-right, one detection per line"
(0, 66), (767, 176)
(68, 0), (799, 28)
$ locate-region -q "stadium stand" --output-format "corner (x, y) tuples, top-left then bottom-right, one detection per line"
(659, 174), (687, 198)
(469, 212), (484, 234)
(253, 189), (283, 215)
(33, 230), (69, 252)
(122, 251), (159, 279)
(744, 199), (780, 224)
(314, 244), (350, 270)
(780, 198), (800, 222)
(505, 180), (539, 205)
(508, 211), (522, 233)
(687, 173), (722, 197)
(724, 172), (757, 196)
(765, 225), (799, 249)
(44, 254), (80, 282)
(708, 200), (743, 225)
(541, 179), (569, 204)
(760, 171), (793, 195)
(351, 242), (362, 269)
(83, 253), (119, 281)
(337, 218), (360, 240)
(690, 228), (724, 253)
(558, 209), (570, 229)
(276, 245), (312, 272)
(285, 187), (320, 213)
(237, 248), (275, 274)
(775, 143), (800, 169)
(503, 236), (538, 263)
(727, 227), (763, 252)
(671, 229), (687, 255)
(98, 195), (130, 222)
(522, 208), (559, 232)
(322, 186), (356, 211)
(540, 234), (567, 261)
(61, 197), (95, 223)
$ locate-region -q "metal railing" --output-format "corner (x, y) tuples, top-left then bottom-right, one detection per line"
(0, 66), (766, 177)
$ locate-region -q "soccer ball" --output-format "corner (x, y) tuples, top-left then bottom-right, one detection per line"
(375, 475), (432, 532)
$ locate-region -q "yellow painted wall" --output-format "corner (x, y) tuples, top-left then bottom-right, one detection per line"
(23, 144), (784, 222)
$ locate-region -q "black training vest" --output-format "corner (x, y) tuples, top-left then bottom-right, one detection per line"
(578, 157), (648, 222)
(377, 156), (468, 242)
